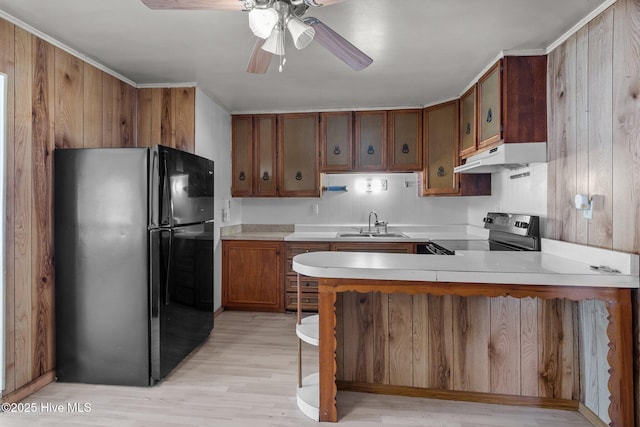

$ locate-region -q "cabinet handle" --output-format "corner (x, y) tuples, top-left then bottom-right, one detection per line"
(486, 108), (493, 123)
(437, 166), (445, 177)
(262, 171), (270, 181)
(367, 144), (375, 155)
(239, 171), (246, 181)
(303, 298), (311, 303)
(333, 145), (341, 155)
(465, 122), (471, 135)
(401, 143), (410, 154)
(295, 171), (303, 180)
(304, 282), (311, 287)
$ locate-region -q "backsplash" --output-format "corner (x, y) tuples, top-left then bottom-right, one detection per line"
(239, 164), (548, 229)
(466, 163), (548, 231)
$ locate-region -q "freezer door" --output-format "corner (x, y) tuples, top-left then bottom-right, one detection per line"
(152, 146), (214, 227)
(150, 224), (214, 382)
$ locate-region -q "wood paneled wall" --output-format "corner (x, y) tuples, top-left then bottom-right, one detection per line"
(336, 293), (579, 401)
(547, 0), (640, 253)
(0, 19), (138, 399)
(546, 0), (640, 424)
(137, 87), (195, 152)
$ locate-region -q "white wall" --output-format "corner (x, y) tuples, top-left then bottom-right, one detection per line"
(240, 173), (470, 225)
(194, 88), (235, 312)
(466, 163), (548, 231)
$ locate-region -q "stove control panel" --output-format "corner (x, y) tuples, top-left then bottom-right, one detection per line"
(483, 212), (539, 237)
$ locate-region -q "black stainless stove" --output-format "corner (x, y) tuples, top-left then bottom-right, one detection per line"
(418, 212), (540, 255)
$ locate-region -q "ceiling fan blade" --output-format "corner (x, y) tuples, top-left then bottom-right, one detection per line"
(246, 38), (273, 74)
(140, 0), (245, 10)
(303, 17), (372, 71)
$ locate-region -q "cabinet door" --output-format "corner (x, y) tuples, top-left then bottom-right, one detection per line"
(278, 113), (320, 197)
(459, 85), (477, 158)
(388, 109), (422, 171)
(423, 100), (459, 195)
(254, 115), (277, 196)
(355, 111), (387, 170)
(321, 111), (353, 171)
(222, 240), (283, 312)
(478, 60), (502, 148)
(231, 115), (253, 196)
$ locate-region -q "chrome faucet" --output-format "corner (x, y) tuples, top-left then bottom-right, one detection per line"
(368, 211), (378, 232)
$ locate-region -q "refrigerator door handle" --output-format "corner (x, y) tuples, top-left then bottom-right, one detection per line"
(162, 153), (175, 227)
(165, 230), (173, 306)
(149, 229), (162, 380)
(149, 148), (159, 228)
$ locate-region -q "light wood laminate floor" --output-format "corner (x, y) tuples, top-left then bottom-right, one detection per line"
(2, 311), (593, 427)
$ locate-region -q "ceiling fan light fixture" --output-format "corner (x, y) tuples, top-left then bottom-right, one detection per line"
(286, 16), (315, 49)
(248, 7), (279, 38)
(261, 24), (285, 56)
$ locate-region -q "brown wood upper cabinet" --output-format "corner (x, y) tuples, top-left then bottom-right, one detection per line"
(423, 100), (491, 197)
(231, 114), (277, 197)
(355, 111), (387, 171)
(459, 85), (477, 158)
(278, 113), (320, 197)
(321, 111), (353, 171)
(388, 109), (423, 171)
(423, 101), (460, 195)
(475, 56), (547, 153)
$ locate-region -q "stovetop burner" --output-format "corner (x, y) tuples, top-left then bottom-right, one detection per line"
(418, 213), (541, 255)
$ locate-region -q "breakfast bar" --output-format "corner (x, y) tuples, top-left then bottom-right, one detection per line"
(293, 241), (639, 426)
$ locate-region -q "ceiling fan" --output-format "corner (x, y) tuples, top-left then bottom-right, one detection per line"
(140, 0), (373, 73)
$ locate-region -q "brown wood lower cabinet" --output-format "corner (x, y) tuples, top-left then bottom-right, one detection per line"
(222, 240), (283, 312)
(284, 242), (331, 312)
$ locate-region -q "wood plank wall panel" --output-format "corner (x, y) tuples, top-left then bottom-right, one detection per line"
(575, 27), (590, 246)
(102, 72), (115, 147)
(489, 297), (520, 395)
(452, 296), (490, 393)
(173, 87), (195, 152)
(0, 16), (166, 397)
(372, 293), (389, 384)
(388, 294), (411, 386)
(136, 87), (195, 152)
(83, 63), (103, 148)
(0, 19), (16, 394)
(13, 26), (33, 391)
(137, 88), (153, 148)
(612, 0), (640, 253)
(547, 2), (640, 423)
(520, 297), (539, 396)
(545, 44), (558, 239)
(587, 9), (614, 249)
(54, 48), (83, 149)
(537, 299), (576, 400)
(31, 37), (55, 378)
(337, 294), (578, 401)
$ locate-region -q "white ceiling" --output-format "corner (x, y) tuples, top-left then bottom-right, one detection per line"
(0, 0), (607, 113)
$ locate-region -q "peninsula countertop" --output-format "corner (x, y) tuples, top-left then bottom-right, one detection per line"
(293, 238), (640, 288)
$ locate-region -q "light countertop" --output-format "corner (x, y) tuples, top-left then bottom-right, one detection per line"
(221, 223), (489, 242)
(292, 239), (640, 288)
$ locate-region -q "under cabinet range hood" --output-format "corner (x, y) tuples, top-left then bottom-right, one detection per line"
(454, 142), (547, 174)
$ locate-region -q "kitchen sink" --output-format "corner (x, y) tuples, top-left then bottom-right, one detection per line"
(337, 232), (408, 238)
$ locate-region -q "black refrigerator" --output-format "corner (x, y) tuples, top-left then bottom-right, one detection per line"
(54, 145), (214, 386)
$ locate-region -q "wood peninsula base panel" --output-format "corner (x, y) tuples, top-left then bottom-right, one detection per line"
(335, 293), (579, 400)
(317, 280), (633, 427)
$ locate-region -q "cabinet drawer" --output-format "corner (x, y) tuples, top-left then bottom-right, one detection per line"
(286, 275), (318, 291)
(285, 243), (331, 258)
(286, 292), (318, 311)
